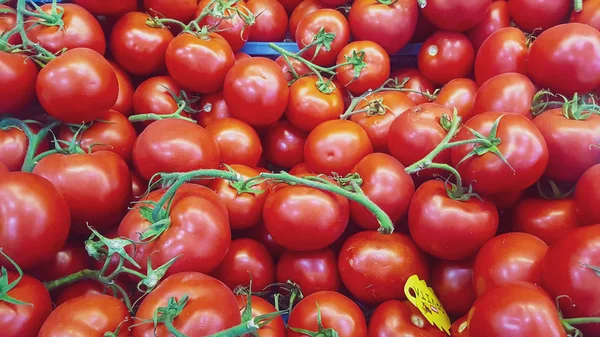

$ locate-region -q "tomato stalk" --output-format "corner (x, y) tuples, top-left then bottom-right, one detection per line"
(417, 0), (427, 8)
(574, 0), (583, 12)
(0, 117), (59, 172)
(0, 249), (32, 306)
(270, 43), (335, 88)
(128, 101), (196, 123)
(535, 179), (575, 200)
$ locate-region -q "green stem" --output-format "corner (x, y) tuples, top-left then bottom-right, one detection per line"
(128, 102), (193, 123)
(155, 18), (188, 30)
(121, 267), (147, 280)
(562, 317), (600, 325)
(574, 0), (583, 12)
(13, 0), (57, 58)
(0, 118), (59, 173)
(43, 269), (100, 291)
(205, 321), (259, 337)
(425, 163), (462, 188)
(164, 320), (189, 337)
(269, 43), (336, 76)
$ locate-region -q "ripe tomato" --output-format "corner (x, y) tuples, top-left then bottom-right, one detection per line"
(450, 315), (469, 337)
(288, 0), (324, 39)
(474, 27), (528, 85)
(0, 172), (70, 270)
(27, 244), (89, 283)
(54, 280), (120, 306)
(206, 118), (262, 167)
(430, 258), (476, 318)
(408, 180), (499, 260)
(275, 55), (311, 81)
(287, 291), (367, 337)
(368, 300), (447, 337)
(421, 0), (491, 31)
(542, 224), (600, 336)
(242, 222), (286, 259)
(144, 0), (198, 22)
(224, 57), (289, 127)
(36, 48), (118, 123)
(0, 271), (52, 337)
(247, 0), (288, 42)
(0, 162), (7, 173)
(0, 52), (38, 115)
(196, 90), (231, 127)
(39, 294), (130, 337)
(0, 124), (49, 171)
(110, 12), (174, 76)
(470, 73), (535, 118)
(304, 120), (373, 175)
(197, 0), (252, 51)
(71, 0), (137, 15)
(473, 232), (548, 297)
(434, 78), (478, 119)
(236, 295), (285, 337)
(26, 3), (105, 54)
(468, 282), (567, 337)
(348, 0), (418, 54)
(528, 23), (600, 96)
(132, 76), (189, 123)
(134, 272), (240, 337)
(508, 0), (570, 32)
(532, 108), (600, 183)
(418, 31), (475, 85)
(390, 68), (437, 105)
(132, 119), (220, 182)
(450, 112), (549, 195)
(263, 120), (307, 169)
(166, 32), (234, 94)
(338, 231), (429, 305)
(289, 162), (312, 175)
(286, 76), (345, 132)
(295, 9), (350, 66)
(109, 62), (134, 116)
(512, 197), (579, 244)
(575, 164), (600, 225)
(276, 248), (341, 295)
(350, 153), (415, 230)
(571, 0), (600, 30)
(0, 5), (18, 46)
(467, 0), (510, 50)
(336, 41), (390, 95)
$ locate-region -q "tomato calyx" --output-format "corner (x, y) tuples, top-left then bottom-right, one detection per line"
(555, 295), (600, 337)
(0, 248), (32, 306)
(416, 0), (427, 9)
(536, 178), (575, 200)
(103, 317), (130, 337)
(289, 303), (339, 337)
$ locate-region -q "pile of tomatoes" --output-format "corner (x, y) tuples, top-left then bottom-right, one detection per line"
(1, 0), (600, 336)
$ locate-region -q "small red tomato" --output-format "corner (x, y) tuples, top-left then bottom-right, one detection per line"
(434, 78), (478, 120)
(295, 9), (350, 66)
(336, 41), (390, 95)
(276, 248), (342, 296)
(144, 0), (198, 23)
(470, 72), (536, 118)
(419, 31), (475, 85)
(109, 61), (134, 116)
(474, 27), (528, 85)
(0, 125), (50, 171)
(247, 0), (288, 42)
(421, 0), (491, 32)
(196, 90), (231, 127)
(571, 0), (600, 31)
(512, 198), (579, 245)
(575, 164), (600, 225)
(71, 0), (137, 15)
(368, 300), (447, 337)
(286, 76), (345, 132)
(468, 0), (511, 51)
(509, 0), (571, 32)
(27, 244), (90, 283)
(430, 258), (476, 318)
(263, 120), (307, 169)
(197, 0), (252, 51)
(288, 0), (324, 39)
(390, 68), (437, 105)
(0, 52), (38, 115)
(206, 118), (262, 167)
(243, 222), (286, 259)
(275, 55), (311, 82)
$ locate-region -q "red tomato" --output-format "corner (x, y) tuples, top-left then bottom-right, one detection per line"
(434, 78), (478, 119)
(224, 57), (289, 127)
(279, 0), (304, 13)
(166, 32), (234, 94)
(276, 248), (341, 295)
(348, 0), (418, 54)
(235, 52), (251, 62)
(39, 294), (130, 337)
(144, 0), (198, 22)
(132, 76), (188, 123)
(132, 119), (220, 181)
(289, 0), (324, 39)
(109, 62), (134, 116)
(421, 0), (492, 31)
(473, 232), (548, 297)
(206, 118), (262, 167)
(263, 120), (307, 169)
(408, 180), (499, 260)
(286, 76), (345, 132)
(528, 23), (600, 96)
(27, 244), (89, 283)
(532, 108), (600, 183)
(468, 282), (567, 337)
(304, 119), (373, 175)
(36, 48), (118, 123)
(0, 124), (50, 171)
(508, 0), (570, 32)
(512, 198), (579, 244)
(0, 271), (52, 337)
(110, 12), (174, 76)
(474, 27), (528, 85)
(571, 0), (600, 30)
(450, 112), (549, 195)
(197, 0), (252, 51)
(289, 162), (312, 175)
(450, 315), (469, 337)
(418, 31), (475, 85)
(247, 0), (288, 42)
(236, 296), (285, 337)
(275, 55), (311, 81)
(0, 5), (18, 46)
(26, 4), (105, 54)
(212, 238), (275, 291)
(134, 272), (240, 337)
(71, 0), (137, 15)
(196, 90), (231, 127)
(0, 52), (38, 115)
(471, 73), (535, 118)
(242, 222), (286, 259)
(338, 231), (429, 305)
(430, 258), (476, 318)
(541, 225), (600, 336)
(390, 68), (437, 105)
(131, 170), (146, 200)
(295, 9), (350, 66)
(287, 291), (367, 337)
(575, 164), (600, 225)
(54, 280), (120, 306)
(467, 0), (510, 50)
(0, 161), (7, 173)
(368, 300), (447, 337)
(336, 41), (390, 95)
(0, 172), (70, 270)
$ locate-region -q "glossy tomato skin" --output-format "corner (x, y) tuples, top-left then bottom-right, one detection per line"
(470, 73), (535, 118)
(473, 232), (548, 297)
(509, 0), (570, 32)
(27, 244), (89, 283)
(0, 172), (70, 270)
(390, 68), (437, 105)
(0, 272), (52, 337)
(474, 27), (528, 85)
(132, 119), (220, 181)
(247, 0), (288, 42)
(196, 90), (231, 127)
(338, 231), (429, 305)
(134, 272), (241, 337)
(450, 112), (549, 195)
(144, 0), (198, 22)
(0, 52), (38, 115)
(434, 78), (478, 119)
(276, 248), (342, 295)
(110, 12), (174, 76)
(263, 120), (307, 169)
(36, 48), (118, 123)
(468, 282), (567, 337)
(336, 41), (390, 95)
(0, 5), (18, 46)
(236, 295), (286, 337)
(467, 0), (510, 50)
(304, 120), (373, 175)
(0, 162), (7, 173)
(197, 0), (251, 51)
(421, 0), (491, 31)
(39, 294), (130, 337)
(110, 62), (134, 116)
(408, 180), (499, 260)
(287, 291), (367, 337)
(348, 0), (417, 54)
(72, 0), (137, 15)
(206, 118), (262, 167)
(532, 109), (600, 183)
(368, 300), (447, 337)
(275, 55), (311, 82)
(528, 23), (600, 96)
(450, 315), (469, 337)
(419, 31), (475, 85)
(212, 238), (275, 291)
(54, 280), (120, 306)
(430, 258), (476, 318)
(0, 125), (49, 171)
(286, 76), (345, 132)
(350, 153), (415, 230)
(224, 57), (289, 127)
(512, 198), (579, 244)
(541, 225), (600, 336)
(132, 76), (185, 123)
(242, 222), (286, 259)
(295, 9), (350, 66)
(576, 164), (600, 225)
(571, 0), (600, 30)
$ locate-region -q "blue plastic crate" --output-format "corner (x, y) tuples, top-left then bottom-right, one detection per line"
(240, 41), (421, 56)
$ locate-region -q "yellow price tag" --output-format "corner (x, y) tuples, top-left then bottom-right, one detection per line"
(404, 274), (451, 335)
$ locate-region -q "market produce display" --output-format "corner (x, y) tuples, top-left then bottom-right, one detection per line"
(0, 0), (600, 336)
